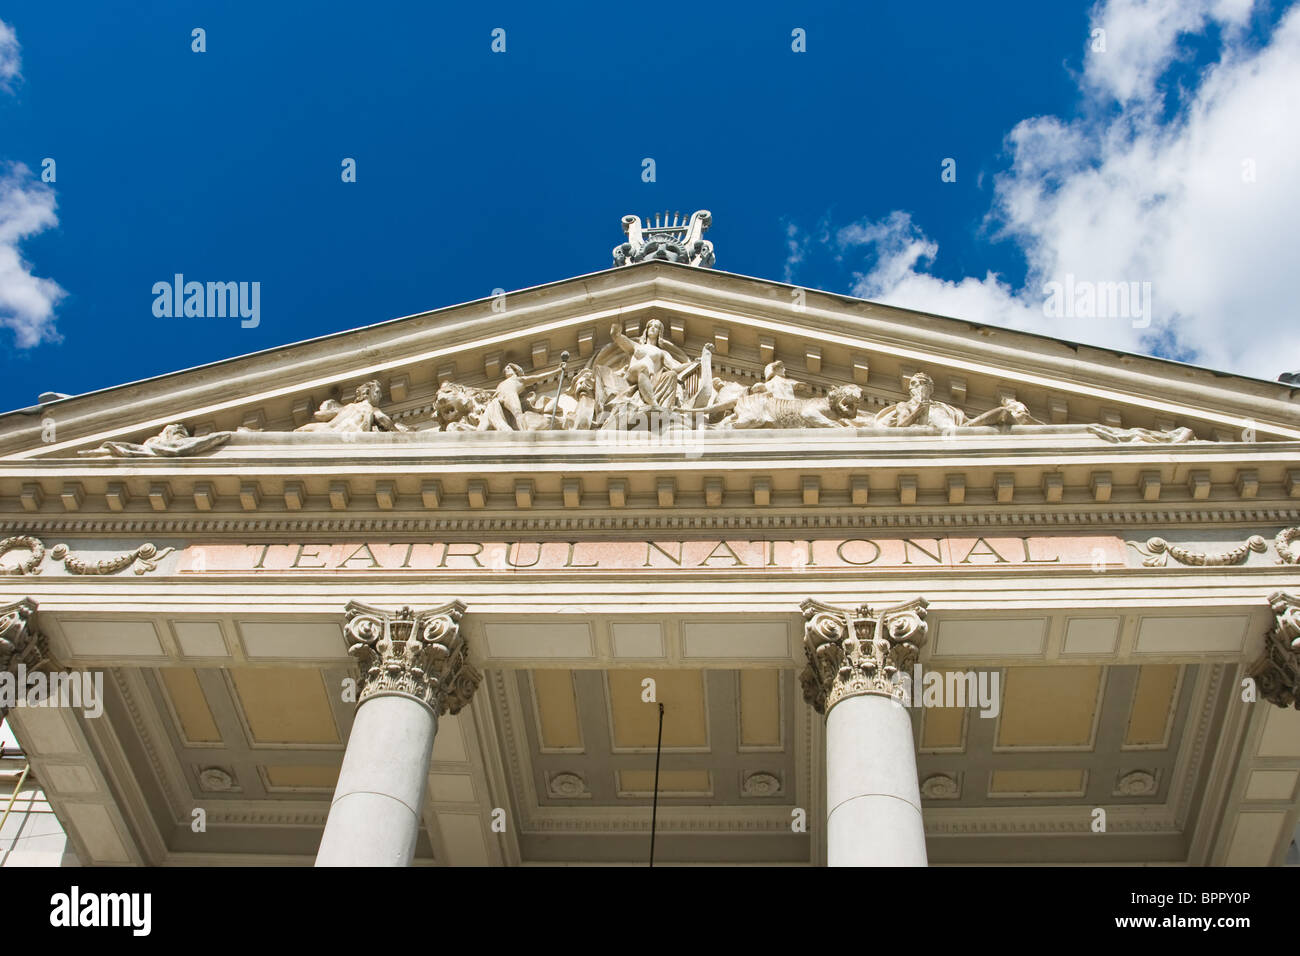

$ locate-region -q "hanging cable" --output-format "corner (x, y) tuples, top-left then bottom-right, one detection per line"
(649, 701), (664, 867)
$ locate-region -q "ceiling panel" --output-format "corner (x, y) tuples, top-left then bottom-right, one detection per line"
(997, 665), (1103, 749)
(229, 668), (341, 746)
(607, 669), (708, 750)
(158, 668), (222, 744)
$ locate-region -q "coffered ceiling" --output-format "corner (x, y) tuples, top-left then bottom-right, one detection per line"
(55, 640), (1234, 865)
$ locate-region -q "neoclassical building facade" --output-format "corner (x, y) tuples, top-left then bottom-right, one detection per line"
(2, 212), (1299, 866)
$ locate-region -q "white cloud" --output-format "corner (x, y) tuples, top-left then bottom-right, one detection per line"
(0, 163), (66, 348)
(0, 18), (20, 93)
(806, 0), (1300, 380)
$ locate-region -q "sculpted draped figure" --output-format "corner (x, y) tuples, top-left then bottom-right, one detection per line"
(297, 381), (410, 433)
(683, 360), (861, 429)
(480, 362), (564, 431)
(607, 318), (688, 408)
(875, 372), (1042, 429)
(434, 361), (567, 432)
(688, 383), (865, 429)
(752, 360), (812, 401)
(80, 423), (232, 457)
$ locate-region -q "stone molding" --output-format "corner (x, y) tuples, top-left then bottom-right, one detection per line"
(342, 600), (480, 716)
(6, 508), (1300, 539)
(799, 596), (929, 714)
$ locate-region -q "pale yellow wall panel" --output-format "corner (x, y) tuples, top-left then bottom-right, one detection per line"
(989, 769), (1086, 795)
(230, 668), (340, 745)
(738, 669), (781, 748)
(1124, 664), (1179, 746)
(263, 765), (339, 789)
(608, 670), (707, 748)
(997, 666), (1102, 748)
(158, 668), (222, 743)
(531, 669), (583, 749)
(618, 769), (711, 794)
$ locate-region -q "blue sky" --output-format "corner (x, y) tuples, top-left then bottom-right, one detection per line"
(2, 0), (1297, 413)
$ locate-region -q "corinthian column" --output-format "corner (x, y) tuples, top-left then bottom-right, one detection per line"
(315, 600), (480, 867)
(800, 596), (929, 867)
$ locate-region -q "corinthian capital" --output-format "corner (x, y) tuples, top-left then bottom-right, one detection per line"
(799, 596), (929, 714)
(1249, 591), (1300, 709)
(343, 601), (480, 715)
(1, 598), (53, 719)
(0, 598), (50, 676)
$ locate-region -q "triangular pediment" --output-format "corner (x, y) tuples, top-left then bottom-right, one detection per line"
(2, 260), (1299, 459)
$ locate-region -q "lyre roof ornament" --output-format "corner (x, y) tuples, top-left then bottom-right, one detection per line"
(613, 209), (715, 268)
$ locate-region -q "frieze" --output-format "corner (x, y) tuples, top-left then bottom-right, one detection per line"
(177, 535), (1127, 573)
(5, 530), (1299, 575)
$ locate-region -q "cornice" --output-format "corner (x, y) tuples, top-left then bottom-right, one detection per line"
(4, 506), (1299, 538)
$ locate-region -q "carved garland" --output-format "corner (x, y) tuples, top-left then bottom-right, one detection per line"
(49, 543), (175, 575)
(0, 536), (174, 576)
(1276, 527), (1300, 565)
(342, 600), (480, 715)
(799, 596), (929, 713)
(1128, 535), (1267, 567)
(0, 536), (45, 575)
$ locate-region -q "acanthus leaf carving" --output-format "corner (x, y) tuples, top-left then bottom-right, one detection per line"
(1248, 590), (1300, 709)
(799, 595), (929, 714)
(342, 600), (479, 716)
(0, 598), (54, 717)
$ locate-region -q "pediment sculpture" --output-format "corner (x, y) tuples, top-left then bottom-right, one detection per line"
(61, 332), (1210, 454)
(875, 373), (1042, 429)
(296, 380), (409, 434)
(434, 361), (570, 432)
(80, 423), (232, 458)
